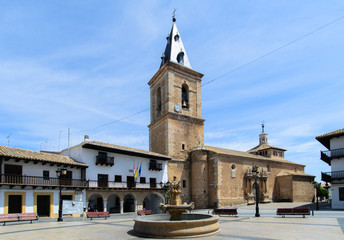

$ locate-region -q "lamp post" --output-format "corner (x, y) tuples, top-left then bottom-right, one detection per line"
(312, 182), (320, 210)
(56, 168), (67, 222)
(252, 165), (260, 217)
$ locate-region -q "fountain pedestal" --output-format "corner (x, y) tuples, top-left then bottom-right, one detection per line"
(133, 176), (219, 238)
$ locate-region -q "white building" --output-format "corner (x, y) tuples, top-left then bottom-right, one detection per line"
(316, 128), (344, 209)
(60, 140), (170, 214)
(0, 145), (88, 217)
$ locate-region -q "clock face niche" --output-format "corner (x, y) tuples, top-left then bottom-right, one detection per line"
(174, 104), (181, 112)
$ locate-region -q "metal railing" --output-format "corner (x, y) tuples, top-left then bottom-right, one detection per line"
(96, 156), (114, 165)
(321, 171), (344, 183)
(321, 148), (344, 159)
(87, 180), (161, 189)
(149, 162), (162, 171)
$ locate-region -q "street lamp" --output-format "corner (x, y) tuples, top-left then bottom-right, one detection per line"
(252, 165), (260, 217)
(312, 182), (320, 210)
(56, 168), (67, 222)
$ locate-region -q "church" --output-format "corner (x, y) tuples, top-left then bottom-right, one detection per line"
(148, 16), (315, 208)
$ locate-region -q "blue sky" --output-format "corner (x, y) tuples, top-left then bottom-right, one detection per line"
(1, 1), (343, 182)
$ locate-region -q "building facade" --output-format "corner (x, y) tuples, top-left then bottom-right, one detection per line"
(60, 140), (170, 214)
(149, 17), (315, 208)
(0, 145), (87, 217)
(316, 128), (344, 209)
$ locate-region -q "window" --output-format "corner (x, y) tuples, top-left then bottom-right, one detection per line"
(183, 180), (186, 188)
(181, 84), (189, 109)
(339, 187), (344, 201)
(157, 87), (162, 112)
(43, 170), (49, 180)
(115, 175), (122, 182)
(181, 144), (185, 151)
(177, 52), (184, 65)
(140, 177), (146, 184)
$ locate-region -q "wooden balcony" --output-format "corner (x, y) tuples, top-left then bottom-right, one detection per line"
(0, 174), (165, 191)
(321, 171), (344, 183)
(0, 174), (87, 189)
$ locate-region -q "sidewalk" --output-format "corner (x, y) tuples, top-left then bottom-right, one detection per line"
(0, 202), (343, 240)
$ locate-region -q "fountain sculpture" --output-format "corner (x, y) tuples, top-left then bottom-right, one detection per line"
(133, 176), (219, 238)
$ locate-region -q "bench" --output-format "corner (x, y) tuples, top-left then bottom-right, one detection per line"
(212, 208), (238, 217)
(87, 211), (110, 220)
(137, 209), (153, 216)
(0, 213), (39, 226)
(276, 208), (310, 218)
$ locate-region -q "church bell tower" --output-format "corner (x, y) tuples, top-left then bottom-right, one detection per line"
(148, 16), (205, 161)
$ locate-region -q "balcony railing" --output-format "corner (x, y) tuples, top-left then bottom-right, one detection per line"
(321, 148), (344, 164)
(87, 180), (163, 189)
(96, 156), (114, 166)
(0, 174), (87, 188)
(0, 174), (165, 190)
(321, 171), (344, 183)
(149, 162), (162, 171)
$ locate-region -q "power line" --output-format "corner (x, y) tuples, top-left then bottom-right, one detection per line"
(78, 14), (344, 134)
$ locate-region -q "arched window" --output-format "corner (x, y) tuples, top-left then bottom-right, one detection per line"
(157, 87), (162, 112)
(177, 52), (184, 65)
(181, 84), (189, 109)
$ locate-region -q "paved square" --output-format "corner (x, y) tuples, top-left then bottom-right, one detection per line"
(0, 203), (343, 240)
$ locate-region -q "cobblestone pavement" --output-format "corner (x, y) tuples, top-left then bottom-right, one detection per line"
(0, 202), (343, 240)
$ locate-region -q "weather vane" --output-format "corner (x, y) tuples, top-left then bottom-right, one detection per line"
(172, 8), (177, 22)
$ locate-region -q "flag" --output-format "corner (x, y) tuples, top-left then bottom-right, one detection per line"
(138, 162), (142, 178)
(133, 161), (136, 176)
(135, 163), (139, 179)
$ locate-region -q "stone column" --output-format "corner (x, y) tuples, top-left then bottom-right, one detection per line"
(103, 200), (107, 212)
(120, 200), (124, 214)
(134, 200), (137, 212)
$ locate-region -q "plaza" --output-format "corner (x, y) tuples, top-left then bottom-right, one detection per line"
(0, 202), (343, 240)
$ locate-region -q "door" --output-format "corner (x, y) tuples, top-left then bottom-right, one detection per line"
(98, 174), (108, 187)
(8, 195), (22, 213)
(127, 176), (136, 188)
(37, 195), (50, 217)
(150, 178), (156, 188)
(96, 197), (104, 212)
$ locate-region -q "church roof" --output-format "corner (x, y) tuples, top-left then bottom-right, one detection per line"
(316, 128), (344, 149)
(0, 145), (88, 167)
(276, 170), (315, 177)
(204, 145), (304, 166)
(160, 17), (191, 69)
(247, 143), (286, 153)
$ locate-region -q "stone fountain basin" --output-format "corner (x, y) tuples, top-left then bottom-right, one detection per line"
(133, 213), (219, 238)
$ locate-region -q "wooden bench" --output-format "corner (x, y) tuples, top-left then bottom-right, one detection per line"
(212, 208), (238, 217)
(276, 208), (310, 218)
(137, 209), (153, 216)
(0, 213), (39, 226)
(87, 211), (110, 220)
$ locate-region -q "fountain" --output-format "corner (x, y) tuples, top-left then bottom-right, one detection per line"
(133, 176), (219, 238)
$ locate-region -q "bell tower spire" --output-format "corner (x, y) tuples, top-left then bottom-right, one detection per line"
(148, 16), (204, 160)
(160, 14), (191, 69)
